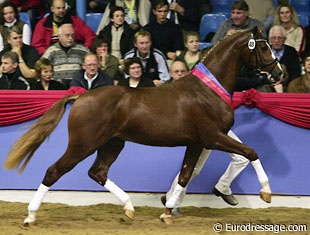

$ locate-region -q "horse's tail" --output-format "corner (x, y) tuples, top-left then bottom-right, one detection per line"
(3, 94), (80, 174)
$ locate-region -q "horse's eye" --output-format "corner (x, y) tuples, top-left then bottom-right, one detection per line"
(261, 46), (268, 51)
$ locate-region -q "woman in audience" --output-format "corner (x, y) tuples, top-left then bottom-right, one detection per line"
(0, 1), (31, 51)
(288, 55), (310, 93)
(91, 36), (120, 84)
(175, 31), (201, 71)
(118, 57), (155, 88)
(32, 58), (67, 90)
(273, 4), (305, 59)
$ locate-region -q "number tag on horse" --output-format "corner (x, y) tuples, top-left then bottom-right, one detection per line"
(248, 39), (256, 50)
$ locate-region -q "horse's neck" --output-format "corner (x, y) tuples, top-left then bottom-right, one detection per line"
(204, 42), (243, 95)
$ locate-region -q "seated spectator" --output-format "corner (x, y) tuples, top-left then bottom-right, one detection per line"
(144, 0), (183, 61)
(273, 4), (305, 59)
(98, 6), (135, 63)
(96, 0), (151, 33)
(118, 57), (155, 87)
(0, 51), (30, 89)
(11, 0), (45, 30)
(244, 0), (275, 30)
(288, 55), (310, 93)
(32, 58), (66, 90)
(32, 0), (96, 56)
(211, 0), (266, 45)
(87, 0), (109, 13)
(91, 36), (120, 84)
(70, 52), (114, 90)
(124, 30), (170, 86)
(156, 0), (200, 32)
(0, 1), (31, 51)
(0, 25), (39, 79)
(269, 25), (301, 85)
(42, 23), (90, 88)
(175, 31), (200, 70)
(304, 23), (310, 59)
(169, 60), (189, 82)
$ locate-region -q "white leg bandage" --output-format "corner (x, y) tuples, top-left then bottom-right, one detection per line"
(166, 184), (184, 208)
(251, 159), (271, 192)
(166, 149), (211, 207)
(104, 179), (130, 204)
(28, 184), (50, 212)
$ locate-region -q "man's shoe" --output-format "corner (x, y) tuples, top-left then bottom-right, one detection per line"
(160, 195), (166, 206)
(213, 187), (238, 206)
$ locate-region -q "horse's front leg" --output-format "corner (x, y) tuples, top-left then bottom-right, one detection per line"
(213, 132), (271, 203)
(88, 138), (135, 220)
(160, 144), (203, 224)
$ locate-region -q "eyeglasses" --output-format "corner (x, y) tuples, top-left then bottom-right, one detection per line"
(172, 70), (187, 74)
(270, 36), (285, 40)
(85, 63), (98, 67)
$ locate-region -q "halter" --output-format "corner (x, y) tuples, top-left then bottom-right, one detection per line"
(247, 35), (279, 77)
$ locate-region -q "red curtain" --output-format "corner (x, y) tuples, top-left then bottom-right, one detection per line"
(0, 88), (309, 129)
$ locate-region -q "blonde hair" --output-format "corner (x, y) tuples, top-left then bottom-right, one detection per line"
(273, 4), (300, 28)
(35, 58), (54, 80)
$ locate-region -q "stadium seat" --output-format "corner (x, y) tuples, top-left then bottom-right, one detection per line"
(291, 0), (310, 17)
(85, 13), (104, 32)
(210, 0), (235, 16)
(199, 42), (212, 50)
(19, 12), (31, 31)
(297, 14), (309, 27)
(199, 14), (227, 42)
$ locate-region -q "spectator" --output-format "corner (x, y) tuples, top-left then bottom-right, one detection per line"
(144, 0), (183, 60)
(244, 0), (275, 30)
(70, 52), (114, 90)
(273, 4), (305, 59)
(169, 60), (188, 82)
(269, 25), (301, 85)
(11, 0), (45, 30)
(175, 31), (200, 70)
(31, 0), (96, 56)
(42, 23), (90, 88)
(96, 0), (151, 33)
(118, 57), (155, 87)
(0, 25), (39, 79)
(32, 58), (67, 90)
(0, 1), (31, 51)
(211, 0), (266, 45)
(87, 0), (108, 13)
(287, 55), (310, 93)
(304, 23), (310, 59)
(91, 36), (120, 84)
(166, 0), (201, 33)
(0, 51), (30, 89)
(98, 6), (135, 63)
(124, 30), (170, 86)
(195, 0), (212, 23)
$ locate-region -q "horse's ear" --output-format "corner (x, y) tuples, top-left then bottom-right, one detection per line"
(251, 26), (258, 37)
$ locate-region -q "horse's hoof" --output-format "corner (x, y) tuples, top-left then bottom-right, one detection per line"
(24, 221), (35, 227)
(260, 191), (271, 203)
(124, 209), (135, 220)
(160, 213), (172, 225)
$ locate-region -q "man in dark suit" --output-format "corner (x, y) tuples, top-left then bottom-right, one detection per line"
(269, 25), (301, 85)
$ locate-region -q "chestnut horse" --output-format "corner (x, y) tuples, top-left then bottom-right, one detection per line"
(4, 27), (282, 225)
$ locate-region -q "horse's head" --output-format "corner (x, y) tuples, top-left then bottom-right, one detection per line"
(244, 27), (283, 83)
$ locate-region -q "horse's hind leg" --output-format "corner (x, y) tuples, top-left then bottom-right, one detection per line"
(88, 138), (134, 219)
(160, 144), (203, 224)
(212, 132), (271, 203)
(24, 144), (97, 226)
